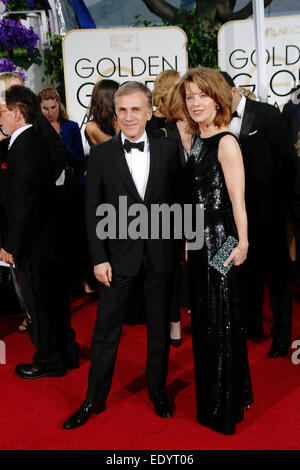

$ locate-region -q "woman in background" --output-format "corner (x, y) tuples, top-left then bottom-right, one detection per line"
(165, 81), (193, 164)
(147, 69), (180, 135)
(85, 79), (119, 146)
(0, 71), (23, 89)
(38, 87), (87, 294)
(38, 87), (85, 174)
(160, 82), (193, 346)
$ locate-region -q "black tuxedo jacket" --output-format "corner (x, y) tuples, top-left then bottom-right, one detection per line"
(162, 121), (187, 168)
(0, 114), (68, 249)
(238, 97), (297, 203)
(0, 126), (56, 260)
(147, 118), (187, 167)
(85, 132), (181, 277)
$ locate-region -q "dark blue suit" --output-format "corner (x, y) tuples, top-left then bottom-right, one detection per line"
(60, 120), (85, 186)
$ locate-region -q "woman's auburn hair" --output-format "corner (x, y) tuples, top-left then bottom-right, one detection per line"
(152, 69), (180, 117)
(165, 82), (185, 122)
(178, 67), (233, 133)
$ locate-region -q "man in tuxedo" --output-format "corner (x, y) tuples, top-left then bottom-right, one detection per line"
(0, 85), (78, 377)
(63, 81), (181, 430)
(220, 72), (298, 358)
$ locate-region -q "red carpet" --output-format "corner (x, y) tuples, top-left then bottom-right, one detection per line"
(1, 285), (300, 451)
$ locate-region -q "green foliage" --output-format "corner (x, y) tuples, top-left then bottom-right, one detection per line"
(42, 32), (65, 104)
(176, 10), (219, 69)
(13, 47), (42, 70)
(133, 8), (220, 69)
(3, 0), (49, 10)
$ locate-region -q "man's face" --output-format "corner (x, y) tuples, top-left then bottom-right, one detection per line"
(231, 87), (242, 111)
(115, 91), (152, 141)
(0, 101), (18, 136)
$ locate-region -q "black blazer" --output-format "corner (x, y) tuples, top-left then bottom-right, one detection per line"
(238, 97), (297, 203)
(85, 132), (181, 276)
(147, 118), (187, 167)
(33, 113), (69, 182)
(0, 115), (69, 185)
(0, 127), (56, 260)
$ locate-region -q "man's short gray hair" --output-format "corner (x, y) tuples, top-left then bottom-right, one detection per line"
(115, 81), (152, 109)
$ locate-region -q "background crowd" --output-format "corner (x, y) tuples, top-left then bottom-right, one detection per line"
(0, 67), (299, 435)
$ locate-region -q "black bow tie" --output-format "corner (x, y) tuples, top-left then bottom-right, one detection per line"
(232, 110), (239, 118)
(123, 139), (145, 153)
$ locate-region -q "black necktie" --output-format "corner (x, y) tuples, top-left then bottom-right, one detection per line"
(123, 139), (145, 153)
(232, 110), (239, 118)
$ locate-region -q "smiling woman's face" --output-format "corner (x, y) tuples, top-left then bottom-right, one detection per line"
(185, 81), (217, 126)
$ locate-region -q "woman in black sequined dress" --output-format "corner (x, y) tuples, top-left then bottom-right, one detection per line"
(178, 68), (253, 435)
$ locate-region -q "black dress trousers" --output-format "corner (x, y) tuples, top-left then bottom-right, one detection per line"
(86, 248), (171, 404)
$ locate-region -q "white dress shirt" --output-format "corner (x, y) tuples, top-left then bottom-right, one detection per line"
(122, 131), (150, 200)
(228, 94), (246, 138)
(9, 124), (32, 148)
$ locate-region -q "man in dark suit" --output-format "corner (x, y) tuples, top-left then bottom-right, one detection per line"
(63, 81), (181, 430)
(0, 85), (78, 377)
(220, 72), (298, 358)
(0, 77), (71, 325)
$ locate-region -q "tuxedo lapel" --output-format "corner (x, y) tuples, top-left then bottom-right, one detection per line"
(143, 134), (160, 203)
(112, 132), (142, 202)
(240, 97), (256, 141)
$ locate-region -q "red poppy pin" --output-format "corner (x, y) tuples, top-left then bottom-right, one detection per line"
(1, 162), (7, 170)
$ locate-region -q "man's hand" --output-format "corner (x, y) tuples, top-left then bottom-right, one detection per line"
(0, 248), (14, 264)
(94, 262), (112, 287)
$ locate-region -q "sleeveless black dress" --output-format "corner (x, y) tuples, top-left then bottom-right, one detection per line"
(184, 132), (253, 435)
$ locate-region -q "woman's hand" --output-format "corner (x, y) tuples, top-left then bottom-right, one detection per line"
(223, 241), (248, 267)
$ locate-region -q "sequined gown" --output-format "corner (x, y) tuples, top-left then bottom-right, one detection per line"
(184, 132), (253, 435)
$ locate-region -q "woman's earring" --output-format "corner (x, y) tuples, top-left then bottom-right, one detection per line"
(216, 104), (221, 111)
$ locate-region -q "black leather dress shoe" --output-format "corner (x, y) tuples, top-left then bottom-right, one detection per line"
(63, 400), (106, 430)
(15, 362), (67, 379)
(152, 395), (173, 418)
(268, 342), (290, 358)
(170, 338), (182, 348)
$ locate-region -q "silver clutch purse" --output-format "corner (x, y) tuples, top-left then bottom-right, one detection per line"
(209, 236), (238, 275)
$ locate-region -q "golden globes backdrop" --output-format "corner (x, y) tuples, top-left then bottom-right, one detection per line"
(218, 15), (300, 108)
(62, 26), (188, 151)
